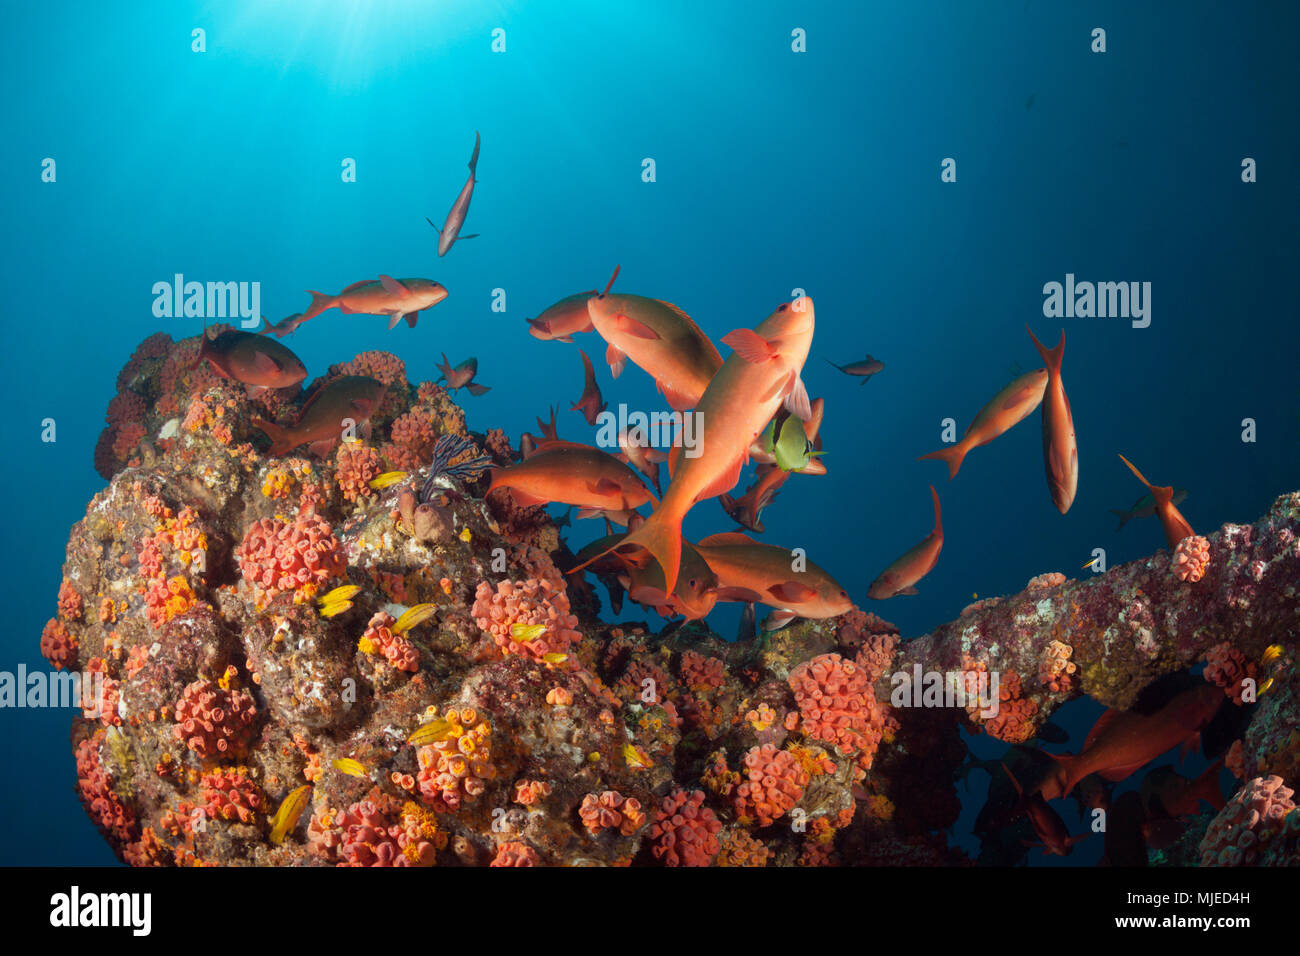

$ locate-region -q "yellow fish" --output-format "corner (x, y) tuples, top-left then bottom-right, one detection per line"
(319, 600), (353, 618)
(1261, 645), (1283, 665)
(332, 758), (368, 778)
(369, 471), (408, 490)
(408, 718), (458, 746)
(393, 603), (437, 633)
(1258, 676), (1274, 696)
(459, 527), (473, 543)
(318, 585), (361, 606)
(511, 623), (547, 643)
(269, 784), (312, 845)
(623, 743), (653, 769)
(542, 652), (568, 665)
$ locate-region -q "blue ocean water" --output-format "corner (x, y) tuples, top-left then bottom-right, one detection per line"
(2, 1), (1296, 865)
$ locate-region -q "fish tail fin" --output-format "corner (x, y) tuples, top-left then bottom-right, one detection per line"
(823, 357), (844, 373)
(1026, 324), (1064, 373)
(1108, 509), (1130, 531)
(251, 417), (293, 457)
(917, 443), (966, 480)
(571, 505), (684, 595)
(929, 484), (942, 535)
(1118, 454), (1173, 506)
(468, 130), (480, 175)
(304, 291), (335, 320)
(1039, 752), (1078, 799)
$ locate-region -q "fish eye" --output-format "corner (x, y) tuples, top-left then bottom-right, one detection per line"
(777, 303), (788, 312)
(688, 578), (697, 588)
(839, 590), (848, 598)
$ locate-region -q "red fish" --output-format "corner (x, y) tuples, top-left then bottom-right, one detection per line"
(302, 275), (448, 329)
(527, 265), (620, 342)
(867, 485), (943, 599)
(193, 328), (307, 395)
(488, 442), (655, 525)
(1026, 327), (1078, 513)
(260, 312), (309, 338)
(918, 369), (1048, 479)
(616, 429), (667, 496)
(570, 349), (607, 425)
(252, 376), (387, 457)
(719, 463), (786, 533)
(1037, 682), (1224, 800)
(580, 533), (718, 621)
(693, 531), (853, 629)
(586, 292), (723, 411)
(1140, 760), (1226, 818)
(1117, 455), (1195, 549)
(1003, 763), (1088, 857)
(436, 354), (490, 396)
(573, 298), (815, 594)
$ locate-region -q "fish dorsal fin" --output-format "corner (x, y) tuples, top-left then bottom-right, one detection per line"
(722, 329), (775, 364)
(652, 299), (693, 325)
(698, 531), (757, 548)
(379, 274), (408, 297)
(768, 581), (817, 603)
(340, 279), (373, 294)
(610, 312), (661, 341)
(1083, 708), (1120, 752)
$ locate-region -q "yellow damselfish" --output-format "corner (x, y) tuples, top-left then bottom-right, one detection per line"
(393, 603), (437, 634)
(318, 584), (361, 606)
(319, 600), (353, 618)
(332, 758), (368, 777)
(369, 471), (408, 490)
(511, 623), (547, 643)
(408, 718), (458, 746)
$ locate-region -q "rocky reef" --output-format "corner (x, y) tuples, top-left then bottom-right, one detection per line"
(43, 330), (1300, 866)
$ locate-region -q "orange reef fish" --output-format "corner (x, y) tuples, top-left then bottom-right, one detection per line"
(580, 533), (718, 621)
(260, 312), (309, 338)
(1110, 487), (1188, 532)
(918, 368), (1048, 479)
(1117, 454), (1195, 548)
(719, 464), (785, 533)
(824, 354), (884, 384)
(575, 298), (816, 593)
(570, 349), (607, 425)
(489, 442), (655, 524)
(617, 428), (667, 496)
(303, 275), (448, 329)
(436, 354), (491, 396)
(1026, 326), (1078, 513)
(586, 292), (723, 411)
(1140, 760), (1225, 818)
(252, 375), (387, 457)
(527, 265), (620, 342)
(428, 131), (480, 257)
(193, 328), (307, 395)
(1002, 763), (1088, 857)
(693, 531), (853, 629)
(867, 485), (943, 599)
(1036, 681), (1224, 800)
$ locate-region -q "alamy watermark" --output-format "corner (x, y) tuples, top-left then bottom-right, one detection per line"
(594, 403), (703, 459)
(152, 274), (261, 328)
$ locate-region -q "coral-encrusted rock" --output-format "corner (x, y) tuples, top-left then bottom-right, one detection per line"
(45, 332), (1300, 867)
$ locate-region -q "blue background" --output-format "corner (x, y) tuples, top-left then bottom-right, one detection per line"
(2, 0), (1296, 864)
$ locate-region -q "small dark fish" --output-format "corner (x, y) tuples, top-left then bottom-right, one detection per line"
(436, 354), (491, 396)
(736, 601), (756, 642)
(1109, 488), (1188, 532)
(825, 355), (884, 384)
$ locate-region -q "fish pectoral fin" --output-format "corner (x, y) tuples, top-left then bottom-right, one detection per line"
(587, 477), (624, 497)
(249, 351), (284, 376)
(898, 585), (919, 595)
(605, 342), (628, 378)
(721, 328), (776, 364)
(459, 233), (480, 240)
(307, 439), (337, 458)
(610, 312), (661, 341)
(768, 581), (818, 603)
(782, 372), (813, 421)
(659, 381), (697, 412)
(425, 217), (443, 235)
(379, 274), (409, 297)
(557, 335), (574, 343)
(763, 609), (798, 630)
(508, 488), (551, 507)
